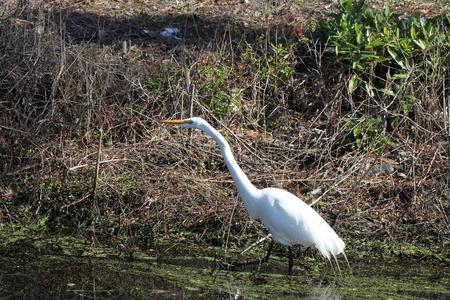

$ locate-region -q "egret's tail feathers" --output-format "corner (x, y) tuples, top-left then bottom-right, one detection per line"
(315, 235), (345, 261)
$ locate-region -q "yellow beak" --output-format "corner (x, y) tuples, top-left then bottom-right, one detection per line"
(159, 119), (188, 124)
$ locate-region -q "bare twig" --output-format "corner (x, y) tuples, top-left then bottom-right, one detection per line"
(68, 159), (138, 171)
(240, 234), (272, 255)
(91, 128), (103, 214)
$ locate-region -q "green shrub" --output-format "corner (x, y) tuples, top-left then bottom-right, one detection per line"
(320, 0), (450, 152)
(342, 115), (396, 156)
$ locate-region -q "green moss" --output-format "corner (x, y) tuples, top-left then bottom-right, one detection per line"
(1, 224), (449, 299)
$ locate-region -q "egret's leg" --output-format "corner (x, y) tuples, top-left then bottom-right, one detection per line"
(223, 239), (276, 271)
(288, 246), (293, 275)
(263, 239), (275, 263)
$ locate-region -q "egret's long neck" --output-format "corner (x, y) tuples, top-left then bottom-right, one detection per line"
(202, 125), (260, 201)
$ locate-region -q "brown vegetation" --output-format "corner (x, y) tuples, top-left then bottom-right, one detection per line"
(0, 0), (449, 262)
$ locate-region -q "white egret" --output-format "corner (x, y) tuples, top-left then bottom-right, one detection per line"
(160, 117), (345, 274)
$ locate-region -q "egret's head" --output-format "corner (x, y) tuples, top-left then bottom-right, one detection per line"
(159, 117), (207, 130)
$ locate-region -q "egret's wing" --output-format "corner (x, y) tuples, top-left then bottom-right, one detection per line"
(260, 188), (345, 259)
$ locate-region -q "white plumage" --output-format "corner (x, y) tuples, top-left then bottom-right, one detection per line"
(160, 117), (345, 273)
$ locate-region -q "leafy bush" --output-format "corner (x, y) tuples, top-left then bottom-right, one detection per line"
(320, 0), (450, 153)
(244, 39), (295, 84)
(321, 0), (449, 74)
(197, 54), (241, 118)
(342, 115), (396, 156)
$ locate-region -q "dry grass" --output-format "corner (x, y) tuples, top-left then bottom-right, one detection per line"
(0, 0), (449, 260)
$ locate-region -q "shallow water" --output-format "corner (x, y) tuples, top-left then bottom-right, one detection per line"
(0, 233), (449, 299)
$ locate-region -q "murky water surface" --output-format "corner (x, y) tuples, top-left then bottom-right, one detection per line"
(0, 233), (448, 299)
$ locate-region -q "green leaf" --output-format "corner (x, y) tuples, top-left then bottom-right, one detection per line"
(353, 124), (361, 135)
(410, 26), (416, 39)
(364, 81), (375, 97)
(387, 140), (397, 147)
(384, 1), (392, 18)
(366, 39), (386, 48)
(348, 74), (359, 93)
(380, 88), (396, 97)
(369, 118), (382, 125)
(356, 28), (364, 45)
(413, 39), (427, 50)
(391, 73), (408, 80)
(387, 48), (406, 69)
(365, 7), (374, 21)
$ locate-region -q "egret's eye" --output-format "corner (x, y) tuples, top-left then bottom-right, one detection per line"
(186, 120), (193, 124)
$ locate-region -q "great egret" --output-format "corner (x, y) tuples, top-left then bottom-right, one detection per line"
(160, 117), (345, 274)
